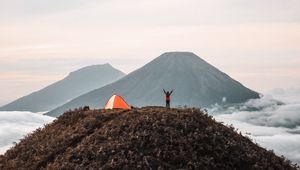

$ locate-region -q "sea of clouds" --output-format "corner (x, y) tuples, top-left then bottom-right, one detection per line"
(0, 89), (300, 165)
(209, 88), (300, 164)
(0, 111), (54, 154)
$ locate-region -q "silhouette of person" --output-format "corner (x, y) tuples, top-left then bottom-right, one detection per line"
(163, 89), (173, 108)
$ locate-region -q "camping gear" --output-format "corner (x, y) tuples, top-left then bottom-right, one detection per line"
(104, 95), (130, 109)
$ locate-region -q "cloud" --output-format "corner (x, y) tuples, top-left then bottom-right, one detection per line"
(211, 91), (300, 128)
(255, 134), (300, 164)
(211, 88), (300, 164)
(0, 0), (95, 19)
(0, 111), (54, 154)
(1, 0), (299, 24)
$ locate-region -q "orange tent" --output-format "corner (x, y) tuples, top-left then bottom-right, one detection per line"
(104, 95), (131, 109)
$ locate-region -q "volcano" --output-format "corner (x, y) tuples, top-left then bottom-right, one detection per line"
(0, 64), (125, 112)
(47, 52), (259, 117)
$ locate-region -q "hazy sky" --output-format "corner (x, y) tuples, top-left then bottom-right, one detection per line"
(0, 0), (300, 105)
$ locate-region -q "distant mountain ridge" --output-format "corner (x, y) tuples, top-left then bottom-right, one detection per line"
(0, 64), (125, 112)
(47, 52), (260, 117)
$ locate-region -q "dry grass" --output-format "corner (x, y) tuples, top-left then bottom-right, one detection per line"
(0, 107), (298, 170)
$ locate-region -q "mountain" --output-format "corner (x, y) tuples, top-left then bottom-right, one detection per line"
(0, 64), (125, 112)
(47, 52), (259, 117)
(0, 107), (297, 169)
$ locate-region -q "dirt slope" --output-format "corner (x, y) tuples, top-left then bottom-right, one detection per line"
(0, 107), (297, 169)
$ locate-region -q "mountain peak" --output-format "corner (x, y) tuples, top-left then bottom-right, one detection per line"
(47, 52), (259, 117)
(102, 63), (113, 68)
(158, 51), (201, 60)
(0, 64), (125, 112)
(142, 51), (209, 72)
(161, 51), (197, 56)
(68, 63), (115, 77)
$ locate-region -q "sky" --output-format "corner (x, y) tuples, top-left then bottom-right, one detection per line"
(0, 0), (300, 105)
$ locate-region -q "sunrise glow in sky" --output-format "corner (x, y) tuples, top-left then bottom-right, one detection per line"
(0, 0), (300, 105)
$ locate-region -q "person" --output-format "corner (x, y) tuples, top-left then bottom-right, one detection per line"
(163, 89), (173, 108)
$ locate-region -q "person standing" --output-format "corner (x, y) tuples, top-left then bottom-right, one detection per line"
(163, 89), (173, 108)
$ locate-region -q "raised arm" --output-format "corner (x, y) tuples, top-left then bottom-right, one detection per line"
(170, 90), (174, 94)
(163, 89), (167, 94)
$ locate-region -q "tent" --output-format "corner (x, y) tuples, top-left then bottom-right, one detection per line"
(104, 95), (131, 109)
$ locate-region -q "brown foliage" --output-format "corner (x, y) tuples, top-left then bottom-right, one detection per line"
(0, 107), (298, 170)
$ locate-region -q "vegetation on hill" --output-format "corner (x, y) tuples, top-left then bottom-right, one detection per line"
(0, 107), (298, 169)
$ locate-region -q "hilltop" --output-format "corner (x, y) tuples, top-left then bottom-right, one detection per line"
(0, 107), (297, 169)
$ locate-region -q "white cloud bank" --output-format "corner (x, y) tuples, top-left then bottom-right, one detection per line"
(0, 111), (54, 154)
(211, 88), (300, 164)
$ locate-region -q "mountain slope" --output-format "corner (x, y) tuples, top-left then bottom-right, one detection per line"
(48, 52), (259, 117)
(0, 107), (297, 169)
(0, 64), (125, 112)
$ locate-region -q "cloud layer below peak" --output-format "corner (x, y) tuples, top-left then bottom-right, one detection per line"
(211, 88), (300, 164)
